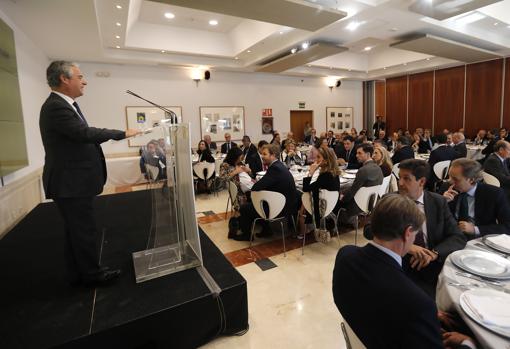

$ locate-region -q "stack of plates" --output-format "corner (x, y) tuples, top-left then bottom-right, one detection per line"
(483, 234), (510, 255)
(345, 169), (358, 174)
(342, 173), (356, 179)
(450, 250), (510, 280)
(460, 289), (510, 338)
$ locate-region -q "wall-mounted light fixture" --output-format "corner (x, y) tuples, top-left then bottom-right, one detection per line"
(191, 68), (203, 87)
(325, 76), (337, 92)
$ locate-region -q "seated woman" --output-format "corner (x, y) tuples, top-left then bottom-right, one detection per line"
(299, 147), (341, 237)
(280, 141), (303, 166)
(412, 133), (429, 154)
(373, 145), (393, 177)
(193, 140), (216, 192)
(270, 131), (281, 147)
(219, 147), (252, 238)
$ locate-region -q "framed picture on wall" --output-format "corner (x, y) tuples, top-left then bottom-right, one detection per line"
(125, 106), (182, 147)
(326, 107), (353, 133)
(200, 106), (245, 142)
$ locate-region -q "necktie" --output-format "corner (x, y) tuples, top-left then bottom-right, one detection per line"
(458, 192), (470, 221)
(346, 150), (350, 161)
(227, 143), (231, 152)
(414, 200), (427, 248)
(72, 102), (88, 126)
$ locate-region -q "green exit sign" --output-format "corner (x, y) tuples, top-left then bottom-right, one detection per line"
(298, 102), (305, 109)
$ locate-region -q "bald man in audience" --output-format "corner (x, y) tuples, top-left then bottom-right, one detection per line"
(203, 135), (217, 151)
(483, 140), (510, 201)
(281, 131), (294, 150)
(221, 133), (237, 154)
(452, 132), (467, 158)
(444, 158), (510, 239)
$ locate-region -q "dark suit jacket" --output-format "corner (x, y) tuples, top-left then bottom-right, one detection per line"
(333, 244), (443, 349)
(342, 160), (383, 209)
(335, 146), (361, 170)
(483, 153), (510, 200)
(429, 145), (457, 169)
(303, 171), (340, 224)
(241, 143), (257, 163)
(448, 183), (510, 236)
(252, 160), (297, 216)
(248, 153), (263, 178)
(208, 141), (217, 151)
(303, 135), (318, 145)
(453, 142), (467, 158)
(416, 140), (430, 154)
(39, 93), (125, 198)
(220, 141), (237, 154)
(327, 137), (336, 148)
(391, 145), (414, 164)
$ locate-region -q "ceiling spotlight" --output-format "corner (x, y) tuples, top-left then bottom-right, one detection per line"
(301, 42), (309, 49)
(247, 50), (251, 53)
(116, 22), (121, 26)
(390, 27), (398, 32)
(161, 50), (166, 53)
(426, 58), (431, 60)
(234, 57), (239, 60)
(364, 46), (372, 51)
(279, 31), (284, 35)
(348, 69), (352, 71)
(403, 63), (407, 66)
(164, 12), (175, 19)
(291, 48), (297, 54)
(346, 21), (364, 31)
(494, 22), (499, 26)
(383, 67), (386, 69)
(307, 64), (312, 67)
(115, 35), (120, 39)
(115, 45), (120, 49)
(116, 5), (122, 9)
(209, 20), (218, 26)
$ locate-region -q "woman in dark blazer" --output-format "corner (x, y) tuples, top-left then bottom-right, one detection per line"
(299, 147), (341, 237)
(193, 140), (216, 191)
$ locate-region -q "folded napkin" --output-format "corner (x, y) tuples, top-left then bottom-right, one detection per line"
(487, 234), (510, 251)
(463, 293), (510, 329)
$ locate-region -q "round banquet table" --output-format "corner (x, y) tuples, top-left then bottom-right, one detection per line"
(436, 238), (510, 349)
(467, 145), (486, 161)
(105, 156), (145, 187)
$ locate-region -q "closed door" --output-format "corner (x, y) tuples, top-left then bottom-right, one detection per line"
(290, 110), (313, 142)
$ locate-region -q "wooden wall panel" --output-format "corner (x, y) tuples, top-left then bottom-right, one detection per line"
(375, 80), (386, 118)
(503, 58), (510, 128)
(465, 59), (503, 137)
(385, 76), (407, 132)
(434, 66), (465, 135)
(408, 71), (433, 132)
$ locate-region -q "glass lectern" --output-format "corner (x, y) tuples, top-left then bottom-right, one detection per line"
(132, 123), (202, 283)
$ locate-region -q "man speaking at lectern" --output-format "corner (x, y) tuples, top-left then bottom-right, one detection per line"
(39, 61), (141, 287)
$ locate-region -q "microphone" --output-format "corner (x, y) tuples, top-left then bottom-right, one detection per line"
(126, 90), (178, 123)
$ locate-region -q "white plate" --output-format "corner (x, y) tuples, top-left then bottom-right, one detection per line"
(256, 171), (266, 176)
(451, 250), (510, 280)
(345, 169), (358, 174)
(460, 288), (510, 338)
(340, 177), (350, 184)
(483, 234), (510, 255)
(342, 173), (356, 179)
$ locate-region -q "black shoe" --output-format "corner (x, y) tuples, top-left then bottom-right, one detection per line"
(233, 233), (251, 241)
(82, 269), (121, 287)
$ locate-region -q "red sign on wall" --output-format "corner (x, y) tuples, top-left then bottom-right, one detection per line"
(262, 108), (272, 117)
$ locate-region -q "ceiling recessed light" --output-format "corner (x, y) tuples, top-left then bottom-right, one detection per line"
(115, 35), (120, 39)
(161, 50), (166, 53)
(234, 57), (239, 60)
(494, 22), (499, 26)
(209, 20), (218, 26)
(116, 22), (121, 26)
(364, 46), (371, 51)
(403, 63), (407, 66)
(383, 67), (386, 69)
(247, 50), (251, 53)
(390, 27), (398, 32)
(115, 45), (120, 49)
(348, 69), (352, 71)
(116, 5), (122, 9)
(346, 21), (364, 31)
(279, 31), (284, 35)
(291, 48), (297, 54)
(301, 42), (309, 49)
(164, 12), (175, 19)
(426, 58), (431, 60)
(307, 64), (312, 67)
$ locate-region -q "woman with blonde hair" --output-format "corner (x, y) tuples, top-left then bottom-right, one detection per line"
(372, 145), (393, 177)
(299, 147), (341, 237)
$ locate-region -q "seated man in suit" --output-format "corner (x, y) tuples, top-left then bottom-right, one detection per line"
(375, 129), (391, 149)
(452, 132), (467, 159)
(473, 129), (487, 146)
(304, 128), (318, 145)
(483, 140), (510, 201)
(333, 194), (444, 348)
(281, 131), (294, 150)
(428, 133), (458, 189)
(326, 130), (336, 148)
(140, 140), (167, 180)
(237, 144), (297, 241)
(423, 128), (434, 150)
(220, 133), (237, 154)
(203, 134), (217, 152)
(391, 135), (415, 164)
(247, 140), (268, 177)
(240, 135), (257, 163)
(338, 143), (383, 219)
(335, 135), (360, 169)
(443, 158), (510, 239)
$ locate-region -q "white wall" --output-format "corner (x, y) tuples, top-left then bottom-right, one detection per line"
(77, 62), (363, 154)
(0, 8), (49, 186)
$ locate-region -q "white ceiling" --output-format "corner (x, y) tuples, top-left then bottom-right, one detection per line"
(1, 0), (509, 81)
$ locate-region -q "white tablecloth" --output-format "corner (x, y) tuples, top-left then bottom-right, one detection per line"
(105, 156), (145, 187)
(436, 239), (510, 349)
(467, 145), (486, 161)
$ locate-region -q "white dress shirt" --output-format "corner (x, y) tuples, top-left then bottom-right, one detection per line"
(369, 241), (402, 267)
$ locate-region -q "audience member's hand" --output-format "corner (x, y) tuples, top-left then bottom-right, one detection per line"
(309, 161), (320, 174)
(337, 158), (346, 166)
(458, 221), (475, 234)
(443, 185), (459, 202)
(437, 311), (462, 331)
(240, 165), (251, 174)
(408, 245), (437, 270)
(125, 129), (142, 138)
(442, 332), (474, 349)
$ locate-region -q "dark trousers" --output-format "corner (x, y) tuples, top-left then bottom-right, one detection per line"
(54, 196), (101, 281)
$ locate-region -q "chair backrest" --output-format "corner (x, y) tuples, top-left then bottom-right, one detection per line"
(302, 192), (313, 215)
(378, 175), (391, 197)
(482, 171), (500, 187)
(319, 189), (340, 217)
(391, 163), (400, 179)
(227, 180), (238, 203)
(145, 164), (159, 181)
(354, 185), (381, 214)
(193, 162), (216, 180)
(251, 191), (286, 220)
(433, 160), (451, 180)
(341, 321), (366, 349)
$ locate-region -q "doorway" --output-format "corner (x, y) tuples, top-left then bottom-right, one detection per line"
(290, 110), (314, 142)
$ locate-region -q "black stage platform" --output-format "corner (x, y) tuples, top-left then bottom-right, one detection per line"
(0, 191), (248, 349)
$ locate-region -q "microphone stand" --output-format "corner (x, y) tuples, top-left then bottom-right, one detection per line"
(126, 90), (178, 123)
